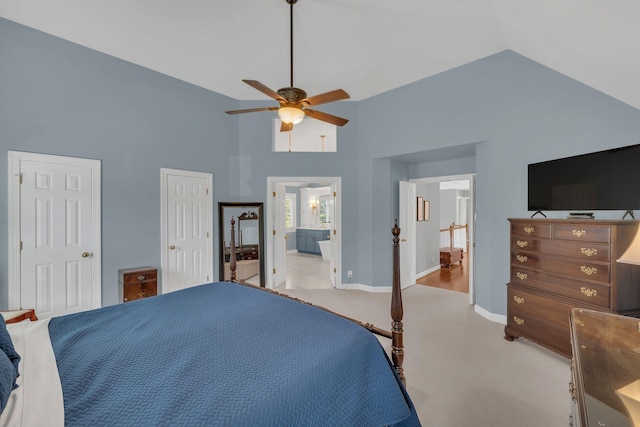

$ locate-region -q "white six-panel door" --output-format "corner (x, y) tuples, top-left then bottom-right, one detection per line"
(8, 151), (101, 318)
(161, 169), (213, 293)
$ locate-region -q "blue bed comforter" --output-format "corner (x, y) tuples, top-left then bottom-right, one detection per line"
(48, 282), (420, 426)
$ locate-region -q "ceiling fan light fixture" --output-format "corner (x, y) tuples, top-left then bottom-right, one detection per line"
(278, 106), (305, 125)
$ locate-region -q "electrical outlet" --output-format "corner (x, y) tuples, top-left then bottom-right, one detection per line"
(347, 270), (353, 278)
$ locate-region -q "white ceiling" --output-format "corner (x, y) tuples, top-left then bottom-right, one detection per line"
(1, 0), (639, 109)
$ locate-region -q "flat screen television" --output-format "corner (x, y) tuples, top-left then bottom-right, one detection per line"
(528, 143), (640, 212)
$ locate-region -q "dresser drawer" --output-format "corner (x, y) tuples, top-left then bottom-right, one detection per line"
(507, 285), (574, 356)
(511, 252), (611, 284)
(552, 225), (611, 243)
(510, 268), (610, 308)
(510, 222), (551, 238)
(511, 237), (610, 262)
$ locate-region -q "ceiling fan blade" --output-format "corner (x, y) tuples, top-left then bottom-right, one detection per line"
(242, 80), (286, 102)
(225, 106), (279, 115)
(304, 109), (349, 127)
(280, 121), (293, 132)
(302, 89), (350, 107)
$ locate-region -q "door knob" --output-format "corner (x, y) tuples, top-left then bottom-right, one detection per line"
(169, 245), (176, 250)
(81, 252), (91, 258)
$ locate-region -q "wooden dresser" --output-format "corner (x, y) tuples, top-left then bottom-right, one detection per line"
(505, 218), (640, 358)
(118, 267), (158, 303)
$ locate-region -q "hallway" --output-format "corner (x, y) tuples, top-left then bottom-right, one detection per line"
(416, 254), (469, 293)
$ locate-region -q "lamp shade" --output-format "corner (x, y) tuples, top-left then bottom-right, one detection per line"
(278, 106), (305, 125)
(618, 228), (640, 265)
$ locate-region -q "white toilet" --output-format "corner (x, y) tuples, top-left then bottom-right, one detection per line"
(317, 240), (331, 261)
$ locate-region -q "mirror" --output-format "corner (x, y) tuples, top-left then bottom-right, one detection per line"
(218, 202), (264, 287)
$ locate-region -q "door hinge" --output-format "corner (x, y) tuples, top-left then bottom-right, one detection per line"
(333, 229), (336, 235)
(273, 268), (276, 274)
(273, 230), (276, 235)
(334, 267), (336, 273)
(205, 188), (209, 195)
(19, 174), (23, 184)
(20, 241), (23, 251)
(206, 231), (209, 238)
(273, 191), (276, 197)
(207, 275), (209, 281)
(333, 191), (336, 197)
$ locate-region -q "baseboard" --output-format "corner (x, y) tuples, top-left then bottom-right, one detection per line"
(474, 304), (507, 324)
(286, 249), (298, 254)
(335, 282), (415, 292)
(416, 265), (440, 279)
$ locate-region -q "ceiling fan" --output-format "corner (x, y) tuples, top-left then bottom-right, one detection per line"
(225, 0), (350, 132)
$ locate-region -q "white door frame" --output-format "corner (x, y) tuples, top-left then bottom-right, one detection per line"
(7, 151), (102, 310)
(266, 177), (341, 290)
(399, 181), (417, 288)
(160, 168), (213, 293)
(411, 173), (476, 305)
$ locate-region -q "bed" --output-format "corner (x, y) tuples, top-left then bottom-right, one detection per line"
(0, 222), (420, 426)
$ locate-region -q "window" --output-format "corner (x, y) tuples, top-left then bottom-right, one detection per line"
(285, 193), (297, 231)
(273, 119), (338, 152)
(319, 197), (331, 225)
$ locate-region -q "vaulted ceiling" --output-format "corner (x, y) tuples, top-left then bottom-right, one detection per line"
(1, 0), (639, 109)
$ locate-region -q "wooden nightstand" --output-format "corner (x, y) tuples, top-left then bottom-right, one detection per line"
(0, 309), (38, 324)
(118, 267), (158, 303)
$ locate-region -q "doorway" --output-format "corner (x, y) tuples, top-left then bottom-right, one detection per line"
(266, 177), (341, 290)
(412, 174), (475, 304)
(8, 151), (102, 318)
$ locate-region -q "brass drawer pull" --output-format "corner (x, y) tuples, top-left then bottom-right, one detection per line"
(572, 229), (586, 237)
(513, 316), (525, 325)
(137, 275), (146, 281)
(516, 272), (528, 280)
(516, 255), (528, 263)
(581, 287), (598, 297)
(524, 226), (534, 234)
(580, 248), (598, 257)
(516, 240), (528, 248)
(580, 266), (597, 276)
(513, 295), (525, 304)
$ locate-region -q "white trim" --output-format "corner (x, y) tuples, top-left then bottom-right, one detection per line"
(474, 304), (507, 324)
(416, 265), (440, 279)
(8, 151), (101, 310)
(336, 282), (416, 293)
(266, 177), (341, 290)
(160, 168), (213, 293)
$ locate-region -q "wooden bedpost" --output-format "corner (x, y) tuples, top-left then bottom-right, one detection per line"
(230, 217), (237, 281)
(391, 220), (405, 385)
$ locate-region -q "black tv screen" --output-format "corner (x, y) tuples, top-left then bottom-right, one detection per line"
(528, 143), (640, 211)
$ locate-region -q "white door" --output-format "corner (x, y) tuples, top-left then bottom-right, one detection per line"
(161, 169), (213, 293)
(272, 183), (287, 288)
(398, 181), (417, 288)
(8, 152), (101, 318)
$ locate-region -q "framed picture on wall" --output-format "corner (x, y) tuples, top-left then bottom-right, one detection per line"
(417, 196), (424, 221)
(424, 200), (430, 221)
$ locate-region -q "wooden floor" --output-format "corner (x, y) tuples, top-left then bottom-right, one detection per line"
(416, 254), (469, 293)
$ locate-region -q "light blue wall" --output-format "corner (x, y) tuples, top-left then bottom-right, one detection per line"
(359, 51), (640, 315)
(3, 18), (640, 317)
(0, 18), (237, 306)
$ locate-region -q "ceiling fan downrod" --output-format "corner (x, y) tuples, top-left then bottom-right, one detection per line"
(286, 0), (297, 88)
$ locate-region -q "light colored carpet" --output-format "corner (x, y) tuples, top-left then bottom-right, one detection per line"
(280, 285), (572, 426)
